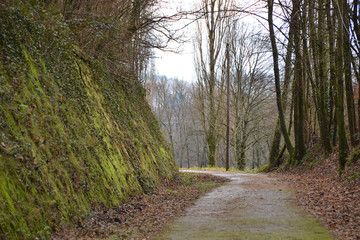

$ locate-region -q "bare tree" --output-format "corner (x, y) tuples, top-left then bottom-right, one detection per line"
(152, 76), (176, 153)
(147, 75), (207, 168)
(227, 23), (274, 170)
(267, 0), (294, 158)
(194, 0), (232, 167)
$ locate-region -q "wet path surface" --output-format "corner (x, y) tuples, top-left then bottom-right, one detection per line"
(154, 170), (335, 240)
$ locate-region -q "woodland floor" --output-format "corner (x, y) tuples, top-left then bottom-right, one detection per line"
(272, 153), (360, 240)
(53, 173), (229, 240)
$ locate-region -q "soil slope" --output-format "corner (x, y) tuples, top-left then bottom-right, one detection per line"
(0, 3), (176, 239)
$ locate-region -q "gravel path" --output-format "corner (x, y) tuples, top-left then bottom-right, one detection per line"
(154, 170), (336, 240)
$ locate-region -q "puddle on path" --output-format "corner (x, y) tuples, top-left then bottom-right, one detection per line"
(154, 171), (336, 240)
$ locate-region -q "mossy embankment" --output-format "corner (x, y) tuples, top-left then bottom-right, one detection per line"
(0, 3), (177, 239)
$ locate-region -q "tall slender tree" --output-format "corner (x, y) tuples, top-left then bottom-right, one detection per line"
(195, 0), (230, 167)
(292, 0), (306, 163)
(268, 29), (294, 169)
(308, 0), (332, 154)
(343, 0), (357, 146)
(267, 0), (294, 157)
(334, 0), (349, 171)
(225, 42), (230, 171)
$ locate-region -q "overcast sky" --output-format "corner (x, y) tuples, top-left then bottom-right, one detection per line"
(154, 0), (198, 82)
(154, 0), (266, 82)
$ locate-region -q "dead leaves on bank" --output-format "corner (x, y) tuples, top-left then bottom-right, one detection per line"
(53, 173), (228, 240)
(274, 154), (360, 240)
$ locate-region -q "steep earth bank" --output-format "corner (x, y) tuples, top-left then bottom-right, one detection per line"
(0, 3), (176, 239)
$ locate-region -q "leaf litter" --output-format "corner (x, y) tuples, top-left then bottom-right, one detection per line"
(272, 153), (360, 240)
(53, 173), (229, 240)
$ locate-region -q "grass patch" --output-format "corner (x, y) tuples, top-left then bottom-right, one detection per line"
(178, 172), (229, 193)
(181, 167), (246, 173)
(181, 166), (271, 174)
(247, 164), (270, 173)
(196, 182), (219, 193)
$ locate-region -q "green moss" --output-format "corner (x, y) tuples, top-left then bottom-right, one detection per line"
(0, 3), (176, 239)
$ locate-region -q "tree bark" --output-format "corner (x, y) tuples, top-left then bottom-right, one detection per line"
(309, 0), (332, 154)
(268, 30), (294, 169)
(326, 0), (337, 146)
(352, 0), (360, 132)
(292, 0), (305, 163)
(343, 0), (357, 146)
(267, 0), (294, 156)
(334, 0), (349, 171)
(225, 43), (230, 171)
(207, 0), (217, 167)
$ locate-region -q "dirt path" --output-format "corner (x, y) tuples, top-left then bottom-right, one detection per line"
(154, 171), (336, 240)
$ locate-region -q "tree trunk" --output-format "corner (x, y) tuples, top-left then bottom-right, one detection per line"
(237, 134), (247, 170)
(352, 0), (360, 133)
(269, 121), (281, 168)
(309, 0), (332, 154)
(207, 130), (216, 167)
(225, 43), (230, 171)
(327, 0), (337, 145)
(334, 0), (349, 171)
(267, 0), (294, 156)
(269, 27), (294, 169)
(343, 0), (357, 146)
(292, 0), (305, 163)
